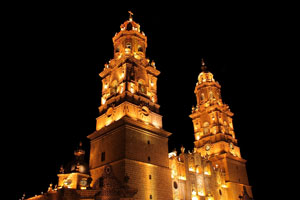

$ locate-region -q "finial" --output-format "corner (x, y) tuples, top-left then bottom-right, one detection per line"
(128, 11), (133, 21)
(48, 183), (53, 192)
(151, 60), (156, 68)
(180, 145), (185, 153)
(74, 141), (85, 156)
(59, 165), (64, 174)
(201, 58), (208, 72)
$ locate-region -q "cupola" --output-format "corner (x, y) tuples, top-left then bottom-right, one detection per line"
(198, 59), (215, 84)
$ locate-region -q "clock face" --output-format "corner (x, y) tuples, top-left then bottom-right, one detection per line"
(105, 165), (112, 174)
(80, 179), (87, 186)
(141, 106), (150, 116)
(65, 179), (72, 185)
(106, 107), (113, 118)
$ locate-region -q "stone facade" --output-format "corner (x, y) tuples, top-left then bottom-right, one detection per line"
(25, 12), (253, 200)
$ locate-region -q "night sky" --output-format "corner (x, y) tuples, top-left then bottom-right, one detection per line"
(8, 3), (281, 199)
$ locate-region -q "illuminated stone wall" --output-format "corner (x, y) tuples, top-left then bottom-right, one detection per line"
(25, 13), (253, 200)
(169, 150), (230, 200)
(169, 60), (253, 200)
(89, 116), (172, 200)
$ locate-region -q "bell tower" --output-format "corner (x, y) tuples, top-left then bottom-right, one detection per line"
(190, 59), (253, 199)
(96, 12), (161, 131)
(88, 12), (173, 200)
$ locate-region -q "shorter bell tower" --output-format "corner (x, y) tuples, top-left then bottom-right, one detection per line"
(190, 59), (253, 199)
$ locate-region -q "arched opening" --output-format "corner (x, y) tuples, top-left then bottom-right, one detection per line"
(201, 93), (205, 101)
(224, 121), (229, 134)
(126, 43), (131, 49)
(173, 181), (178, 189)
(209, 91), (214, 100)
(138, 46), (143, 52)
(203, 122), (210, 135)
(111, 80), (118, 95)
(138, 79), (146, 94)
(126, 22), (132, 30)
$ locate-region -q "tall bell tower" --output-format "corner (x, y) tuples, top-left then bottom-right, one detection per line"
(190, 60), (253, 199)
(88, 13), (173, 200)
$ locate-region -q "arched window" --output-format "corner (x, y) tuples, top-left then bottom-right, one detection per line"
(224, 121), (229, 133)
(111, 80), (118, 95)
(173, 181), (178, 189)
(138, 46), (143, 52)
(126, 22), (133, 30)
(201, 93), (205, 101)
(203, 122), (210, 135)
(126, 43), (131, 49)
(209, 91), (214, 100)
(138, 79), (146, 94)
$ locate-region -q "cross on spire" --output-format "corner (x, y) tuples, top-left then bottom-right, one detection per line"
(128, 11), (133, 21)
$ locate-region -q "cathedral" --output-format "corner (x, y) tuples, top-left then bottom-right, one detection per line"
(25, 13), (253, 200)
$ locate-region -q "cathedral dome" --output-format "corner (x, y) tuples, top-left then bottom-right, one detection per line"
(65, 142), (90, 174)
(198, 71), (215, 84)
(68, 159), (89, 174)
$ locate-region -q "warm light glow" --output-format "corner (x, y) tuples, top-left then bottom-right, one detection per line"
(101, 97), (106, 105)
(151, 96), (155, 103)
(192, 190), (198, 200)
(178, 176), (186, 180)
(198, 191), (205, 196)
(221, 184), (228, 188)
(152, 120), (160, 129)
(168, 152), (177, 158)
(134, 53), (141, 59)
(80, 187), (87, 190)
(106, 118), (112, 126)
(204, 171), (210, 175)
(117, 53), (122, 59)
(119, 85), (124, 94)
(130, 83), (135, 93)
(115, 113), (123, 122)
(125, 48), (131, 54)
(189, 167), (195, 172)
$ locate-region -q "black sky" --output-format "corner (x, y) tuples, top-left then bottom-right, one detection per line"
(6, 2), (284, 199)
